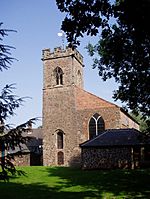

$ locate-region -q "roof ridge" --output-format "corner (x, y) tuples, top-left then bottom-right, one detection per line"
(80, 128), (148, 148)
(75, 86), (118, 107)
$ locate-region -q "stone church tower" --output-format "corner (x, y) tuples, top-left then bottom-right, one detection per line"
(42, 46), (139, 167)
(42, 47), (84, 166)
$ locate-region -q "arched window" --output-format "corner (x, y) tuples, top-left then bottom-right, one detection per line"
(57, 151), (64, 165)
(57, 131), (63, 149)
(89, 113), (105, 139)
(77, 70), (82, 87)
(54, 67), (63, 85)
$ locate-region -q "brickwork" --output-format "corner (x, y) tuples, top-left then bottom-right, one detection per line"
(76, 107), (121, 141)
(120, 111), (139, 130)
(75, 87), (116, 109)
(42, 46), (139, 167)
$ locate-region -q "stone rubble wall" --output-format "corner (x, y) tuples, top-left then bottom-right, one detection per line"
(81, 147), (132, 169)
(13, 154), (30, 166)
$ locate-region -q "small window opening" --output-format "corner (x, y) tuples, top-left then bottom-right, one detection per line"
(58, 151), (64, 165)
(54, 67), (63, 85)
(57, 131), (63, 149)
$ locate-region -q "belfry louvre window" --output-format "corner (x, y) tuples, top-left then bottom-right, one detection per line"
(89, 113), (105, 139)
(57, 131), (63, 149)
(54, 67), (63, 85)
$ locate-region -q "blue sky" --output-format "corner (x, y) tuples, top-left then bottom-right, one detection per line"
(1, 0), (122, 127)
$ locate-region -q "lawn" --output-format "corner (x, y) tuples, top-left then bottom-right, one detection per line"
(0, 166), (150, 199)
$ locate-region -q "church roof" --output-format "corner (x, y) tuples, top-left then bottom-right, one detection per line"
(75, 86), (118, 110)
(75, 86), (138, 124)
(80, 128), (150, 147)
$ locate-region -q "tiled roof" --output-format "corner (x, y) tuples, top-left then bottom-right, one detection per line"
(7, 128), (43, 155)
(24, 128), (43, 153)
(80, 128), (150, 147)
(75, 86), (117, 110)
(24, 128), (43, 139)
(7, 144), (30, 155)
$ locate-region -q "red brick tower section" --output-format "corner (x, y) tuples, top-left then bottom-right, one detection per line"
(42, 47), (84, 166)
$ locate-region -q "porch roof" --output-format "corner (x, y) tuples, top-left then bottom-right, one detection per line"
(80, 128), (150, 147)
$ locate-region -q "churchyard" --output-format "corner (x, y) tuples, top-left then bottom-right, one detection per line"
(0, 166), (150, 199)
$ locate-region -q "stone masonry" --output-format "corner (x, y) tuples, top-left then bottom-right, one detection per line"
(42, 46), (139, 167)
(81, 147), (132, 169)
(42, 47), (84, 166)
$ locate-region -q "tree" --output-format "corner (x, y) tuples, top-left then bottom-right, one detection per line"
(0, 23), (36, 181)
(130, 112), (150, 133)
(56, 0), (150, 119)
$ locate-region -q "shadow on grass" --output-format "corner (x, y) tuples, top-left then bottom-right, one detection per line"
(0, 167), (150, 199)
(46, 167), (150, 198)
(0, 181), (95, 199)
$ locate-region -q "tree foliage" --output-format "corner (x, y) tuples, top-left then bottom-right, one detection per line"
(56, 0), (150, 119)
(0, 23), (36, 181)
(130, 112), (150, 133)
(0, 22), (17, 71)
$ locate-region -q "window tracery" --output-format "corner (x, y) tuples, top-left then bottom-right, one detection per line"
(54, 67), (63, 85)
(89, 113), (105, 139)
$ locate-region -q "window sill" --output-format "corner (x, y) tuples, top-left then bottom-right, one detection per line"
(54, 85), (63, 88)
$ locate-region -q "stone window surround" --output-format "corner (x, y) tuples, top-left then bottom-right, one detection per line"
(88, 113), (105, 139)
(55, 129), (65, 149)
(54, 66), (64, 86)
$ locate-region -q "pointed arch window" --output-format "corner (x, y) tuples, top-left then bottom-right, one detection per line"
(57, 131), (64, 149)
(89, 113), (105, 139)
(54, 67), (63, 85)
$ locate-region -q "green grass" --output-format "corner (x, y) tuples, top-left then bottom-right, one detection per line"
(0, 166), (150, 199)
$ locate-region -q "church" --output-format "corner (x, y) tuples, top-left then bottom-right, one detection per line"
(11, 46), (150, 169)
(41, 46), (140, 168)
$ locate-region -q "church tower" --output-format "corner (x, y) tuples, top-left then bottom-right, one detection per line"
(42, 46), (84, 166)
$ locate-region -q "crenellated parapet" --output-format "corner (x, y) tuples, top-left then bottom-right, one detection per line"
(42, 46), (83, 65)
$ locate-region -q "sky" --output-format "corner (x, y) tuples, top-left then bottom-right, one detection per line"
(1, 0), (122, 127)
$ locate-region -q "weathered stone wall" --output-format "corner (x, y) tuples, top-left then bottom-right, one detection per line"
(12, 153), (43, 166)
(43, 86), (81, 166)
(81, 147), (132, 169)
(13, 154), (30, 166)
(42, 47), (83, 167)
(42, 46), (139, 168)
(42, 47), (84, 89)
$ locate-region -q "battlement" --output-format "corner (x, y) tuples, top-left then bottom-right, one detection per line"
(42, 46), (83, 65)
